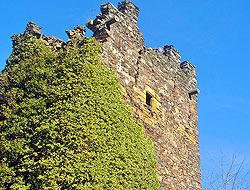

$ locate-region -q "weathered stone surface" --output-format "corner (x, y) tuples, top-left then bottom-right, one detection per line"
(163, 45), (181, 65)
(24, 21), (42, 38)
(11, 21), (42, 46)
(88, 1), (201, 189)
(42, 35), (66, 50)
(66, 25), (86, 39)
(118, 1), (140, 23)
(181, 60), (196, 75)
(11, 21), (66, 51)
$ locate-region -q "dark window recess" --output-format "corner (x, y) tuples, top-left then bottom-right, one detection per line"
(146, 92), (152, 106)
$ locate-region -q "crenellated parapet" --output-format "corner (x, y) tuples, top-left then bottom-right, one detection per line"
(66, 25), (86, 40)
(24, 21), (42, 38)
(11, 21), (66, 51)
(11, 22), (88, 51)
(11, 21), (42, 46)
(181, 60), (196, 74)
(118, 1), (140, 23)
(163, 45), (181, 65)
(87, 1), (144, 49)
(86, 1), (197, 83)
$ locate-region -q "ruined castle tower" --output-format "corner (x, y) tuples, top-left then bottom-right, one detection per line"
(87, 1), (201, 189)
(11, 1), (201, 189)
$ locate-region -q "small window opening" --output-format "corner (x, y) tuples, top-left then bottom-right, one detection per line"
(146, 92), (153, 106)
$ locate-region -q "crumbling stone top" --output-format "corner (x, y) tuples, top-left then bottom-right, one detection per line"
(118, 1), (139, 23)
(41, 35), (66, 50)
(163, 45), (181, 64)
(66, 25), (86, 39)
(86, 1), (196, 75)
(100, 3), (120, 16)
(11, 21), (42, 45)
(24, 21), (42, 38)
(180, 61), (196, 74)
(87, 1), (144, 50)
(11, 21), (88, 51)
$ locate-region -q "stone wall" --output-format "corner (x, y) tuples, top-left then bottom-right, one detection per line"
(87, 1), (201, 189)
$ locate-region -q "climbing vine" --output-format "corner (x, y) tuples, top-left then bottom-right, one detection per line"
(0, 35), (159, 189)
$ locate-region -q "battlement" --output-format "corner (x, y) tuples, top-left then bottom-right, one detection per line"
(118, 1), (140, 23)
(66, 25), (86, 39)
(181, 60), (196, 74)
(100, 3), (120, 16)
(87, 1), (196, 80)
(163, 45), (181, 64)
(11, 22), (88, 51)
(11, 21), (42, 46)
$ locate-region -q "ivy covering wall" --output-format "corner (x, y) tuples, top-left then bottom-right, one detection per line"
(0, 35), (159, 189)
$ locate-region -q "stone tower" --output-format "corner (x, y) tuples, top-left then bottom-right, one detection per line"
(87, 1), (201, 189)
(14, 1), (201, 189)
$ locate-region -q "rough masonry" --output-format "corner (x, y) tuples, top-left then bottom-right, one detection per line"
(13, 1), (201, 189)
(87, 1), (201, 189)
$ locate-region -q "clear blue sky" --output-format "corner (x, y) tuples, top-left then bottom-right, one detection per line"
(1, 0), (250, 187)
